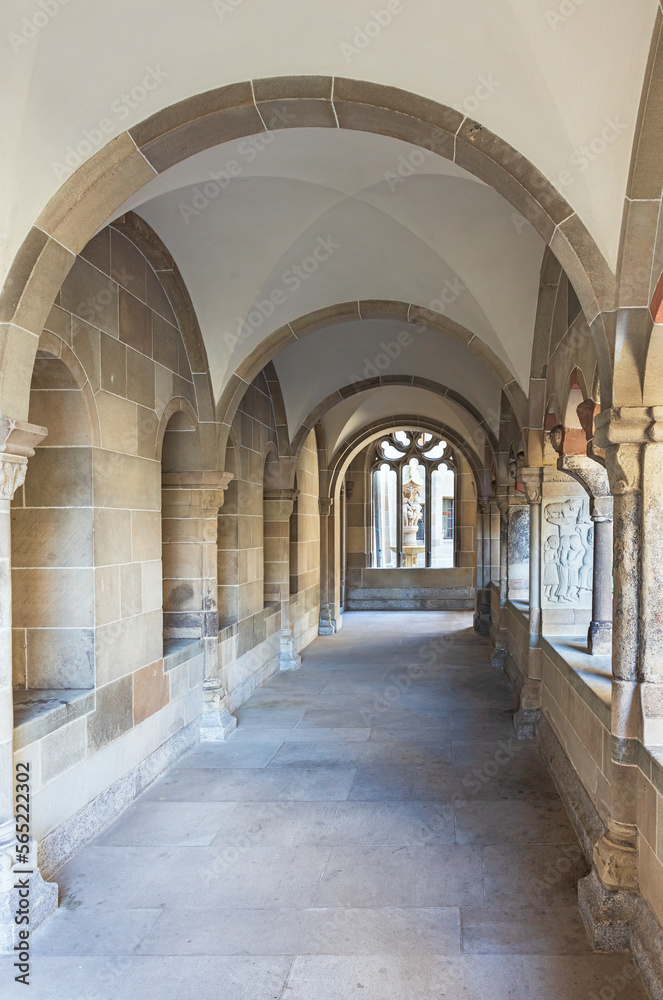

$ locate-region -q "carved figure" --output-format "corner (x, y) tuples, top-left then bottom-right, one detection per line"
(544, 498), (593, 604)
(543, 535), (560, 600)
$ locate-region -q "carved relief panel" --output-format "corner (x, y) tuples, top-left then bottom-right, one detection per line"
(541, 496), (593, 610)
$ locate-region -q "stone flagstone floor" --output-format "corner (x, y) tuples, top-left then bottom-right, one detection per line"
(2, 611), (649, 998)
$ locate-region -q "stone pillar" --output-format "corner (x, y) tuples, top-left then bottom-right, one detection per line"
(161, 471), (235, 741)
(0, 418), (58, 950)
(490, 490), (509, 668)
(264, 490), (301, 670)
(588, 496), (614, 656)
(515, 468), (544, 738)
(474, 497), (491, 635)
(318, 497), (335, 635)
(582, 408), (646, 908)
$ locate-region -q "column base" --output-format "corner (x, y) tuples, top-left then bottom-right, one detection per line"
(513, 707), (541, 740)
(201, 679), (237, 741)
(318, 605), (336, 635)
(474, 599), (491, 636)
(593, 831), (639, 893)
(490, 646), (507, 670)
(588, 620), (612, 656)
(200, 706), (237, 741)
(280, 630), (301, 671)
(0, 842), (58, 953)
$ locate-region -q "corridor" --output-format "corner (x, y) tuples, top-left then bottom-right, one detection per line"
(9, 612), (648, 999)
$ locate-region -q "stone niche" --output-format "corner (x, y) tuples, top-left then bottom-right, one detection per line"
(540, 470), (593, 636)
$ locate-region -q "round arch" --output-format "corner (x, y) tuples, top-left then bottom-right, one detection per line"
(0, 77), (615, 425)
(218, 299), (529, 438)
(327, 414), (487, 501)
(290, 373), (498, 462)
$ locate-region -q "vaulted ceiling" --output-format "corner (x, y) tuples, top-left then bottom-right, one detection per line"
(3, 0), (657, 444)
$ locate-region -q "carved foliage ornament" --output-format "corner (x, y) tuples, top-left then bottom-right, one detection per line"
(0, 456), (28, 500)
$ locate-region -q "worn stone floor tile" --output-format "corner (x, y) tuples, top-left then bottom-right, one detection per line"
(482, 844), (590, 907)
(347, 764), (461, 801)
(462, 954), (649, 999)
(31, 907), (162, 956)
(143, 764), (357, 801)
(57, 844), (332, 909)
(230, 726), (371, 743)
(178, 741), (284, 768)
(283, 955), (469, 1000)
(212, 801), (342, 847)
(96, 801), (239, 847)
(329, 800), (455, 846)
(0, 956), (292, 999)
(314, 845), (483, 907)
(460, 905), (593, 954)
(135, 905), (462, 956)
(17, 611), (649, 1000)
(233, 706), (305, 728)
(454, 798), (576, 846)
(266, 738), (452, 768)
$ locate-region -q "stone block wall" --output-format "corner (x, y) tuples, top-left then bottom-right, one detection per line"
(290, 430), (321, 649)
(10, 222), (210, 872)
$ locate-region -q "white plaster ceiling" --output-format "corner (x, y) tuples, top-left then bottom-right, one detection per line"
(2, 0), (656, 286)
(113, 128), (543, 399)
(321, 385), (489, 463)
(273, 316), (502, 440)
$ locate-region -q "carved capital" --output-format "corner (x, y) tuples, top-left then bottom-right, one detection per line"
(605, 443), (641, 495)
(0, 455), (27, 501)
(591, 494), (614, 522)
(478, 496), (491, 517)
(0, 417), (47, 500)
(162, 471), (234, 513)
(264, 496), (297, 519)
(345, 480), (355, 501)
(319, 498), (333, 516)
(520, 467), (543, 504)
(594, 405), (663, 448)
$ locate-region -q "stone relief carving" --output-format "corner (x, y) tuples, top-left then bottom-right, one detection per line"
(0, 455), (28, 500)
(542, 497), (593, 606)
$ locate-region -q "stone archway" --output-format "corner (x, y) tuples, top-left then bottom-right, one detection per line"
(0, 77), (615, 425)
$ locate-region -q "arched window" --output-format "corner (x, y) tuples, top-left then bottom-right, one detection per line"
(372, 431), (457, 568)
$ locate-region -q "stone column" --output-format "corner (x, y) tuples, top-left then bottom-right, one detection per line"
(506, 491), (530, 603)
(318, 497), (335, 635)
(474, 497), (491, 636)
(0, 418), (57, 950)
(557, 455), (613, 656)
(515, 468), (544, 738)
(161, 471), (235, 741)
(490, 490), (509, 668)
(586, 409), (646, 903)
(264, 490), (301, 670)
(588, 496), (613, 655)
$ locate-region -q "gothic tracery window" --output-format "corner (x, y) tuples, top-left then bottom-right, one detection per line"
(372, 431), (457, 568)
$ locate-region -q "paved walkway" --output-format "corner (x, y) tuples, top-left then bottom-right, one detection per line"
(9, 612), (649, 998)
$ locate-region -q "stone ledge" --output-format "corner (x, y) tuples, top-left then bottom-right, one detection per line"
(13, 688), (95, 750)
(540, 635), (612, 729)
(163, 637), (204, 672)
